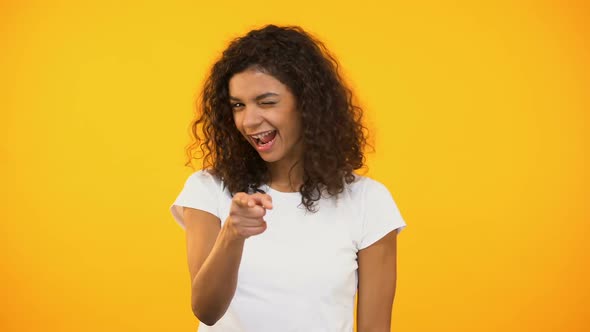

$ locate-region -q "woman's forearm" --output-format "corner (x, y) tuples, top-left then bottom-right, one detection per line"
(191, 219), (244, 326)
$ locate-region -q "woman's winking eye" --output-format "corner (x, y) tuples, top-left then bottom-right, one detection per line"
(231, 100), (277, 110)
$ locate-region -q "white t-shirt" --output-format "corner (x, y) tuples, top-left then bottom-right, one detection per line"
(170, 170), (407, 332)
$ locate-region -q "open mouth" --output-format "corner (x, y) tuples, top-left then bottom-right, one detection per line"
(249, 130), (277, 147)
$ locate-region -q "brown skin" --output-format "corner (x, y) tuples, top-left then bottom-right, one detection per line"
(357, 230), (399, 331)
(184, 193), (272, 326)
(230, 68), (304, 192)
(185, 69), (398, 328)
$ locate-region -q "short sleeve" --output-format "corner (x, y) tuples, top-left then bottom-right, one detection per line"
(358, 179), (407, 250)
(170, 170), (222, 230)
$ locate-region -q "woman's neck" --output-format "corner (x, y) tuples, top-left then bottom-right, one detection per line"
(267, 160), (303, 192)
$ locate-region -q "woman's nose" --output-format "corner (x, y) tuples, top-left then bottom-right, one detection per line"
(241, 105), (263, 129)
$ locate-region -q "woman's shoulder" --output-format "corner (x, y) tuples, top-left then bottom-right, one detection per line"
(341, 173), (396, 205)
(186, 168), (225, 189)
(346, 173), (386, 193)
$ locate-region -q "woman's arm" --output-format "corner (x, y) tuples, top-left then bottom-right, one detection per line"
(356, 229), (399, 332)
(184, 207), (244, 326)
(183, 192), (272, 326)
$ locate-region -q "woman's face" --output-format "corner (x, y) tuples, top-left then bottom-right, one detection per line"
(229, 69), (303, 166)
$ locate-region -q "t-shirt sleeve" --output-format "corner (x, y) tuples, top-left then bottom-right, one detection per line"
(358, 179), (407, 250)
(170, 170), (221, 230)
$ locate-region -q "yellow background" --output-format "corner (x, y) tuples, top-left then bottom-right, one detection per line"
(1, 0), (588, 331)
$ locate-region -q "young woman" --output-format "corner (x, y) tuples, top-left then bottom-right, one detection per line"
(170, 24), (407, 331)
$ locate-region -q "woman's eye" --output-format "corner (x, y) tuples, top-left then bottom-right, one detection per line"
(260, 101), (276, 105)
(231, 103), (244, 109)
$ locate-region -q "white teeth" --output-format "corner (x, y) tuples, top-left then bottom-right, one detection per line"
(251, 130), (274, 139)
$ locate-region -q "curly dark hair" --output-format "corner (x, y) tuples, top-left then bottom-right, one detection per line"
(185, 24), (370, 212)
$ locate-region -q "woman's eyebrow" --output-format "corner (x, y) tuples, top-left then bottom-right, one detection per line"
(254, 92), (279, 101)
(229, 92), (279, 101)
